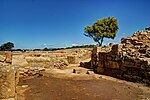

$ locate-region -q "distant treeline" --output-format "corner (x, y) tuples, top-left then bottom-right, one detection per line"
(65, 44), (96, 49)
(13, 44), (96, 51)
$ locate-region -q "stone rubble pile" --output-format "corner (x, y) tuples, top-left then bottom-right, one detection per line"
(121, 30), (150, 58)
(25, 57), (69, 69)
(87, 30), (150, 84)
(18, 66), (46, 78)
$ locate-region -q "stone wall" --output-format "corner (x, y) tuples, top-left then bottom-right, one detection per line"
(0, 51), (12, 64)
(0, 63), (15, 99)
(12, 48), (92, 68)
(0, 51), (16, 99)
(90, 30), (150, 84)
(0, 48), (92, 99)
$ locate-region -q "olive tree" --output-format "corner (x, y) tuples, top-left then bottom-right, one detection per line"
(84, 17), (119, 46)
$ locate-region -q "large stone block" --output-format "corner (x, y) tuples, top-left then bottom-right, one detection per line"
(105, 61), (120, 69)
(0, 51), (7, 62)
(92, 47), (98, 54)
(5, 51), (12, 64)
(96, 67), (104, 73)
(67, 55), (79, 64)
(124, 43), (134, 48)
(123, 60), (135, 68)
(138, 48), (147, 54)
(98, 52), (108, 61)
(133, 41), (143, 46)
(120, 66), (128, 71)
(0, 55), (6, 62)
(0, 63), (15, 99)
(12, 55), (28, 66)
(98, 62), (104, 68)
(111, 44), (122, 54)
(80, 61), (91, 68)
(91, 47), (100, 67)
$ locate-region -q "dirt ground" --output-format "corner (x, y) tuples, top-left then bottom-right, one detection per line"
(16, 67), (150, 100)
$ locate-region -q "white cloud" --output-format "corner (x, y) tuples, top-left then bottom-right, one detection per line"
(71, 43), (78, 46)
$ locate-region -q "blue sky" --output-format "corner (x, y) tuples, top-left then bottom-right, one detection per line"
(0, 0), (150, 49)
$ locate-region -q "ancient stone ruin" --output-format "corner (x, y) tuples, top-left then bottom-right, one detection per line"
(0, 48), (92, 99)
(1, 29), (150, 99)
(0, 52), (16, 100)
(89, 30), (150, 84)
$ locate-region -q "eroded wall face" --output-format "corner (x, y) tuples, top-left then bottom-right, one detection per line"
(0, 51), (16, 99)
(91, 31), (150, 84)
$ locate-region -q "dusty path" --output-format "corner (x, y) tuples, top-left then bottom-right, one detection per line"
(17, 66), (150, 100)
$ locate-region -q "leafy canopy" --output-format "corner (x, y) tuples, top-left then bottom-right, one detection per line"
(84, 17), (119, 46)
(0, 42), (14, 51)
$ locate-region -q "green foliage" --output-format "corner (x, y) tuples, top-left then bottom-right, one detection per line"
(65, 44), (96, 49)
(43, 47), (49, 51)
(0, 42), (14, 51)
(84, 17), (119, 46)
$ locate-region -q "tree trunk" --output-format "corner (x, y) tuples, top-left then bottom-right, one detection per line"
(98, 41), (101, 46)
(100, 37), (104, 46)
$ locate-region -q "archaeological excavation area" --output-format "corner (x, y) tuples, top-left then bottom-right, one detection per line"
(1, 30), (150, 100)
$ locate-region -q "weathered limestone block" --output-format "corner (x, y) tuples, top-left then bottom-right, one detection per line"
(111, 44), (122, 54)
(120, 66), (128, 71)
(121, 37), (132, 44)
(98, 52), (107, 61)
(138, 48), (147, 54)
(12, 55), (28, 66)
(0, 52), (6, 62)
(67, 55), (79, 64)
(26, 57), (50, 62)
(133, 41), (143, 46)
(106, 56), (112, 61)
(26, 56), (68, 69)
(123, 60), (135, 68)
(140, 61), (149, 70)
(124, 43), (134, 48)
(0, 55), (6, 62)
(5, 51), (12, 64)
(80, 61), (91, 68)
(0, 51), (12, 64)
(105, 61), (120, 69)
(98, 61), (104, 68)
(131, 36), (138, 41)
(0, 63), (15, 99)
(96, 46), (102, 53)
(96, 67), (104, 73)
(91, 47), (99, 67)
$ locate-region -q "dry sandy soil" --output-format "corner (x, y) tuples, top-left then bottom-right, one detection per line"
(16, 66), (150, 100)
